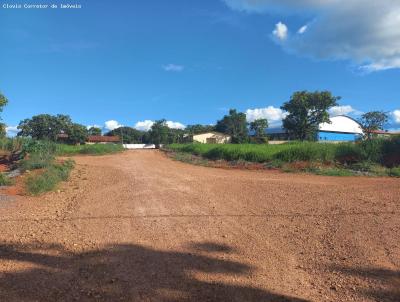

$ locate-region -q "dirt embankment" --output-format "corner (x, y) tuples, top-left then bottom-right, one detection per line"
(0, 150), (399, 301)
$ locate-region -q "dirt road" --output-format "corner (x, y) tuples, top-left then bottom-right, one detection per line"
(0, 150), (399, 301)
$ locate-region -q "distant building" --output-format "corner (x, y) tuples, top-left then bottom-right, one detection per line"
(192, 132), (231, 144)
(268, 115), (364, 142)
(318, 115), (363, 141)
(87, 135), (120, 144)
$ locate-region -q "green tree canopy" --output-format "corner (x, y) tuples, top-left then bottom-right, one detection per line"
(149, 119), (169, 147)
(106, 126), (147, 144)
(359, 111), (389, 140)
(281, 91), (340, 141)
(67, 123), (88, 145)
(185, 124), (215, 135)
(17, 114), (73, 141)
(0, 92), (9, 138)
(88, 126), (102, 136)
(249, 118), (268, 143)
(215, 109), (248, 143)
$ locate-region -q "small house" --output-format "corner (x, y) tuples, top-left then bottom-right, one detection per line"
(192, 132), (231, 144)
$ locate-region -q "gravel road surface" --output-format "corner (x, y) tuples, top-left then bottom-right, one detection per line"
(0, 150), (399, 301)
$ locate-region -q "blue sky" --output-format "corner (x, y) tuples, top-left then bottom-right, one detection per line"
(1, 0), (400, 134)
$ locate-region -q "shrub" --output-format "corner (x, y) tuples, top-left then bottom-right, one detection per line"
(0, 173), (13, 186)
(25, 160), (75, 195)
(381, 136), (400, 167)
(334, 143), (362, 164)
(20, 152), (55, 171)
(21, 140), (56, 158)
(389, 167), (400, 177)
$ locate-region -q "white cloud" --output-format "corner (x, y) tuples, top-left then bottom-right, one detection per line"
(223, 0), (400, 71)
(166, 121), (186, 129)
(298, 25), (307, 34)
(162, 64), (184, 72)
(246, 106), (287, 127)
(86, 124), (101, 130)
(134, 120), (185, 131)
(392, 110), (400, 124)
(134, 120), (154, 131)
(329, 105), (356, 116)
(104, 120), (123, 131)
(272, 22), (288, 40)
(6, 126), (19, 137)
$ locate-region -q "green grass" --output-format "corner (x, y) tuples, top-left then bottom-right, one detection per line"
(389, 167), (400, 177)
(55, 143), (124, 156)
(25, 159), (75, 195)
(167, 142), (339, 163)
(166, 141), (400, 177)
(0, 173), (14, 186)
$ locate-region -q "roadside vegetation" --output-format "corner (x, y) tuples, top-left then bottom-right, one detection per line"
(55, 143), (124, 156)
(166, 136), (400, 177)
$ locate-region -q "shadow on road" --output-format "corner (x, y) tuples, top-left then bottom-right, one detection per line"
(0, 241), (308, 301)
(328, 264), (400, 302)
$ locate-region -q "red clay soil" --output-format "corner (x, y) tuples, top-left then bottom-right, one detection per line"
(0, 150), (399, 302)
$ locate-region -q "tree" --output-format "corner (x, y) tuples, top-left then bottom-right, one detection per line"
(105, 126), (146, 144)
(186, 124), (215, 135)
(0, 92), (9, 138)
(359, 111), (389, 140)
(67, 123), (88, 145)
(215, 109), (248, 143)
(281, 91), (340, 141)
(17, 114), (73, 141)
(167, 128), (186, 144)
(0, 92), (8, 114)
(88, 126), (102, 136)
(249, 118), (268, 143)
(149, 119), (169, 147)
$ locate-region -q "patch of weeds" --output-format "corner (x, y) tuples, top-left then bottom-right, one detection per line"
(389, 167), (400, 177)
(312, 168), (356, 177)
(0, 173), (14, 186)
(350, 161), (390, 176)
(20, 152), (54, 171)
(25, 159), (75, 195)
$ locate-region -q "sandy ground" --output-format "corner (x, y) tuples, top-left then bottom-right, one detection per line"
(0, 150), (399, 301)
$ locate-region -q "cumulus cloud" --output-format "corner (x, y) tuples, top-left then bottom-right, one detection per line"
(223, 0), (400, 71)
(104, 120), (123, 131)
(166, 121), (185, 129)
(86, 124), (101, 130)
(134, 120), (154, 131)
(272, 22), (288, 40)
(246, 106), (287, 127)
(6, 126), (19, 137)
(162, 64), (184, 72)
(392, 110), (400, 124)
(328, 105), (357, 116)
(134, 120), (185, 131)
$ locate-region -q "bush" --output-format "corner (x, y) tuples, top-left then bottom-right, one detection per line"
(381, 136), (400, 167)
(25, 159), (75, 195)
(334, 143), (362, 164)
(20, 152), (55, 171)
(0, 173), (13, 186)
(21, 140), (56, 158)
(389, 167), (400, 177)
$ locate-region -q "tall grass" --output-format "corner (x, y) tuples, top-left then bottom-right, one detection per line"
(56, 143), (124, 156)
(25, 159), (75, 195)
(167, 137), (400, 168)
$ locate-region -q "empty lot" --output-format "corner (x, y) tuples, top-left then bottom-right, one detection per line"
(0, 150), (399, 301)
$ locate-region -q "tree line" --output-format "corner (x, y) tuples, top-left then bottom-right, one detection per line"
(0, 90), (390, 145)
